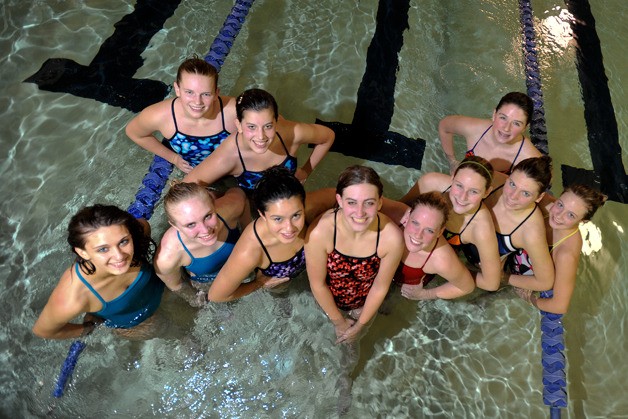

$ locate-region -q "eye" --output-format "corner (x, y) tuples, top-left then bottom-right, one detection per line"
(556, 201), (563, 209)
(568, 212), (576, 220)
(185, 90), (193, 95)
(201, 92), (212, 98)
(264, 124), (274, 130)
(272, 216), (283, 223)
(426, 228), (435, 234)
(205, 213), (214, 220)
(508, 180), (515, 188)
(470, 190), (479, 195)
(365, 201), (375, 207)
(499, 115), (507, 120)
(292, 213), (302, 220)
(346, 200), (356, 206)
(120, 238), (130, 246)
(246, 124), (256, 130)
(513, 121), (522, 127)
(522, 191), (531, 198)
(97, 247), (108, 253)
(186, 222), (196, 229)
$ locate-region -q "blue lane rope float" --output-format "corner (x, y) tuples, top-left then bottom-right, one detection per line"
(52, 0), (256, 399)
(518, 1), (566, 416)
(204, 0), (255, 72)
(51, 341), (86, 398)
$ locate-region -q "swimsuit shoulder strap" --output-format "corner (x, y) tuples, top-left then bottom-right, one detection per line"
(487, 183), (504, 198)
(177, 231), (194, 260)
(253, 219), (274, 263)
(506, 136), (526, 174)
(276, 132), (290, 155)
(217, 96), (226, 130)
(333, 209), (338, 249)
(235, 132), (247, 172)
(171, 98), (180, 132)
(550, 228), (579, 253)
(459, 203), (482, 238)
(469, 124), (492, 152)
(375, 214), (381, 253)
(421, 237), (439, 269)
(74, 264), (107, 306)
(511, 203), (538, 235)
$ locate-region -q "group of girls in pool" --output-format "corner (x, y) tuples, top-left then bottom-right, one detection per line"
(33, 57), (606, 345)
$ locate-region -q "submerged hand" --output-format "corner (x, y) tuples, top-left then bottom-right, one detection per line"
(336, 321), (364, 344)
(401, 282), (437, 300)
(256, 274), (290, 289)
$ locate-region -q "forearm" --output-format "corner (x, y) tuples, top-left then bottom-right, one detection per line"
(356, 287), (388, 325)
(311, 283), (344, 324)
(131, 135), (180, 163)
(301, 142), (332, 177)
(208, 279), (262, 302)
(32, 322), (88, 340)
(508, 272), (553, 291)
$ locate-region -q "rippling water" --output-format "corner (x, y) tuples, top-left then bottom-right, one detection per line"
(1, 0), (626, 417)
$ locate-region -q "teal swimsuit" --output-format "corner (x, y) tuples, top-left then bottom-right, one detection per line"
(178, 214), (240, 283)
(75, 263), (164, 329)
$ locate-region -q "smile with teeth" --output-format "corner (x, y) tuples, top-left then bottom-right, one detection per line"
(352, 216), (368, 224)
(110, 260), (127, 269)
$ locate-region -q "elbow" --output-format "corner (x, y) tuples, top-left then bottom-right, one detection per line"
(32, 325), (53, 339)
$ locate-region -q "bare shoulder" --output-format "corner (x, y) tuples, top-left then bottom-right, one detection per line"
(520, 137), (543, 160)
(306, 209), (335, 239)
(418, 172), (450, 193)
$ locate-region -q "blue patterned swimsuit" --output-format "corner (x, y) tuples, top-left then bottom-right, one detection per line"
(167, 96), (230, 167)
(235, 132), (297, 192)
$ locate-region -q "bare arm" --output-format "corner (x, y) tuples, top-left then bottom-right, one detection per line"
(32, 270), (92, 339)
(206, 228), (264, 302)
(534, 248), (579, 314)
(183, 137), (238, 186)
(402, 239), (475, 300)
(305, 213), (349, 330)
(470, 215), (502, 291)
(438, 115), (484, 171)
(125, 101), (193, 173)
(153, 230), (186, 291)
(509, 221), (555, 291)
(290, 121), (335, 182)
(356, 222), (404, 323)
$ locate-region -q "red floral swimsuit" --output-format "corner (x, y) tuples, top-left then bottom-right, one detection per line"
(326, 211), (381, 310)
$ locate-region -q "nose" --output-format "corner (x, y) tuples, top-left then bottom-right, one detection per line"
(111, 246), (124, 260)
(283, 220), (296, 232)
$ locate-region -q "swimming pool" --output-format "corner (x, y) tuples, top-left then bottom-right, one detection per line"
(1, 0), (626, 417)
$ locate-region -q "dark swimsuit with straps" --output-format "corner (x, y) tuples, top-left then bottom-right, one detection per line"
(253, 219), (306, 279)
(234, 132), (297, 192)
(167, 97), (230, 167)
(326, 211), (381, 311)
(465, 124), (525, 175)
(441, 186), (483, 265)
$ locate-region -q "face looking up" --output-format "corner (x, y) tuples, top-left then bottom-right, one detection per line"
(492, 103), (528, 144)
(402, 205), (445, 253)
(449, 168), (490, 214)
(169, 195), (220, 247)
(236, 108), (277, 154)
(548, 191), (589, 230)
(336, 183), (382, 232)
(259, 196), (305, 244)
(75, 224), (135, 276)
(174, 71), (218, 119)
(503, 170), (544, 211)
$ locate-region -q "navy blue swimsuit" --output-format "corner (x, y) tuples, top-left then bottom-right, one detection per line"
(167, 96), (230, 167)
(253, 219), (305, 279)
(235, 132), (297, 192)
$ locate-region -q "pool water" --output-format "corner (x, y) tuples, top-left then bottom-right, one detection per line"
(1, 0), (626, 417)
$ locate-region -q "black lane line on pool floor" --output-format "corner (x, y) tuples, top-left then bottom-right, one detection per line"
(24, 0), (178, 113)
(562, 0), (627, 203)
(24, 0), (426, 171)
(317, 0), (427, 170)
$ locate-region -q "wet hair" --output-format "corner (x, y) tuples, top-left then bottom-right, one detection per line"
(67, 205), (153, 275)
(176, 55), (219, 89)
(454, 155), (494, 191)
(236, 88), (279, 122)
(409, 191), (450, 230)
(563, 184), (607, 220)
(511, 155), (553, 195)
(163, 181), (215, 224)
(336, 165), (384, 198)
(253, 166), (305, 214)
(495, 92), (534, 126)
